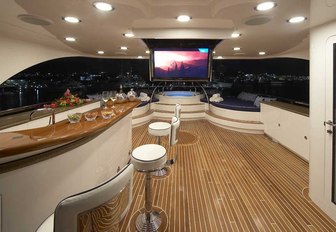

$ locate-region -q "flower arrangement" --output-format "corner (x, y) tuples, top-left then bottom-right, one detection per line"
(46, 89), (84, 108)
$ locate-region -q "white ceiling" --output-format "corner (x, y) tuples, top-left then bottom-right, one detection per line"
(3, 0), (311, 58)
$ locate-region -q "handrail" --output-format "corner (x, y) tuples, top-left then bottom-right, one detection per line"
(149, 82), (164, 110)
(196, 83), (210, 108)
(0, 102), (48, 117)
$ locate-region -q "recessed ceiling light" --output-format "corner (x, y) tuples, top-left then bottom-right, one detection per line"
(145, 50), (150, 54)
(259, 51), (266, 55)
(65, 37), (76, 42)
(212, 51), (216, 54)
(287, 16), (306, 24)
(217, 56), (223, 59)
(63, 16), (80, 23)
(120, 46), (128, 50)
(97, 51), (104, 54)
(18, 14), (53, 26)
(233, 47), (241, 51)
(123, 32), (134, 38)
(177, 15), (191, 22)
(93, 2), (113, 11)
(137, 56), (143, 59)
(231, 32), (241, 38)
(255, 1), (276, 11)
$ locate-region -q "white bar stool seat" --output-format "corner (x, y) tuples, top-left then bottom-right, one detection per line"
(131, 144), (167, 172)
(148, 122), (171, 144)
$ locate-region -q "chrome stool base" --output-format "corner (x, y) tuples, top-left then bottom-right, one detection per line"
(135, 211), (162, 232)
(152, 167), (168, 177)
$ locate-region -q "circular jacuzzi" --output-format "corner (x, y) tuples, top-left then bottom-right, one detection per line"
(156, 91), (203, 104)
(163, 91), (196, 97)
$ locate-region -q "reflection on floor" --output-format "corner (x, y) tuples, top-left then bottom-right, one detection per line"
(120, 120), (336, 231)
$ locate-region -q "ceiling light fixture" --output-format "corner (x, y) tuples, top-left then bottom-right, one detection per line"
(287, 16), (306, 24)
(259, 51), (266, 55)
(255, 1), (276, 11)
(123, 32), (134, 38)
(93, 2), (113, 11)
(137, 56), (143, 59)
(63, 16), (80, 23)
(217, 56), (223, 59)
(177, 15), (191, 22)
(231, 32), (241, 38)
(120, 46), (128, 50)
(233, 47), (241, 51)
(145, 50), (150, 54)
(97, 51), (104, 54)
(65, 37), (76, 42)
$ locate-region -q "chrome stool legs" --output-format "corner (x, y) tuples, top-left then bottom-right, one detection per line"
(135, 172), (162, 232)
(152, 137), (169, 177)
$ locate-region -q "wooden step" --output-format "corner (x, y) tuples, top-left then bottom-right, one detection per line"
(205, 110), (264, 134)
(154, 109), (205, 120)
(206, 111), (262, 124)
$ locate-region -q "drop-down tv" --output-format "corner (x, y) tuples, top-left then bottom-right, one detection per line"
(150, 47), (212, 82)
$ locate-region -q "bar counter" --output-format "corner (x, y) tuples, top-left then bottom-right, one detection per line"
(0, 100), (139, 165)
(0, 100), (139, 232)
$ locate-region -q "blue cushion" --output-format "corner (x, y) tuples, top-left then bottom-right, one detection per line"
(210, 97), (260, 112)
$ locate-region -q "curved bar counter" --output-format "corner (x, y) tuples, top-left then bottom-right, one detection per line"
(0, 100), (139, 232)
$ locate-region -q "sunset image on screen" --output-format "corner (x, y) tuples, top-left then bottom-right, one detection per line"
(154, 49), (209, 79)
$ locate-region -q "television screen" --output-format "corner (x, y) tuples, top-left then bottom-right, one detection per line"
(150, 48), (212, 81)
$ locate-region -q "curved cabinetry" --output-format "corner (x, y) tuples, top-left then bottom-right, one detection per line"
(0, 101), (139, 232)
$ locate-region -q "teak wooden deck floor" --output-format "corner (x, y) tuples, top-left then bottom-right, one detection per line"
(120, 120), (336, 232)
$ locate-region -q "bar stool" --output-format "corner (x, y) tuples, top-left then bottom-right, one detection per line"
(148, 104), (181, 176)
(148, 121), (171, 145)
(131, 144), (167, 232)
(148, 103), (181, 145)
(166, 116), (180, 165)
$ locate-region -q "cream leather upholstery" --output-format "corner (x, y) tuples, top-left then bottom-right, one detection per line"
(148, 122), (171, 137)
(131, 144), (167, 172)
(174, 103), (181, 118)
(169, 116), (180, 146)
(148, 103), (181, 139)
(36, 164), (134, 232)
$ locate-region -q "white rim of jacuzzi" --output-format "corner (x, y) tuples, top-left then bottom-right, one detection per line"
(160, 91), (199, 97)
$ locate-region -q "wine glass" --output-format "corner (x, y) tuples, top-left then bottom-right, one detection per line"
(109, 90), (117, 109)
(102, 91), (110, 108)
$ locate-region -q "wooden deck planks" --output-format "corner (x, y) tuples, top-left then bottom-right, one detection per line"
(120, 120), (336, 232)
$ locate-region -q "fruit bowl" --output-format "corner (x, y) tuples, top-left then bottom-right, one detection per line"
(84, 111), (98, 121)
(67, 112), (82, 123)
(101, 108), (114, 119)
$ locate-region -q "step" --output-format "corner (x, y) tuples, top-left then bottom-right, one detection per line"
(205, 111), (264, 134)
(152, 102), (206, 112)
(154, 109), (205, 120)
(132, 109), (154, 127)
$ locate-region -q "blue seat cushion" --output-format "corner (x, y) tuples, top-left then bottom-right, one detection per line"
(210, 97), (260, 112)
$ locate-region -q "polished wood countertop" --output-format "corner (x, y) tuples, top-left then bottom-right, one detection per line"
(0, 100), (140, 160)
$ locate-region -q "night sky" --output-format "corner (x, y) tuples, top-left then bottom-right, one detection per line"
(18, 56), (309, 79)
(212, 58), (309, 76)
(21, 57), (150, 77)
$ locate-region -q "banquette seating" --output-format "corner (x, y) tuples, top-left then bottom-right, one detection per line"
(36, 164), (134, 232)
(203, 92), (276, 112)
